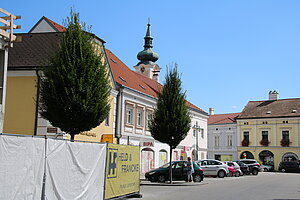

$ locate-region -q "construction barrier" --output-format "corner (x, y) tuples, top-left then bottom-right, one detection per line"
(0, 134), (140, 200)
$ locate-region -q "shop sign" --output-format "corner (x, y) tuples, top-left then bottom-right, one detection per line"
(184, 146), (190, 151)
(101, 134), (113, 143)
(47, 127), (57, 133)
(140, 140), (154, 147)
(105, 144), (140, 199)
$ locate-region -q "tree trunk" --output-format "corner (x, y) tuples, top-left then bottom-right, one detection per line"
(169, 146), (173, 184)
(70, 134), (75, 142)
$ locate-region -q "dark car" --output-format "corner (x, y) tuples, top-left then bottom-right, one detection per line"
(145, 161), (204, 183)
(278, 161), (300, 173)
(237, 159), (261, 175)
(234, 160), (250, 175)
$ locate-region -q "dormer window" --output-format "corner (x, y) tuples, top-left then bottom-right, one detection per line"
(266, 111), (271, 114)
(292, 110), (297, 113)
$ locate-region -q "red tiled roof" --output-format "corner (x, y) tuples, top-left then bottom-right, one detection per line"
(106, 49), (158, 98)
(208, 113), (240, 124)
(106, 48), (207, 114)
(238, 98), (300, 119)
(44, 17), (66, 32)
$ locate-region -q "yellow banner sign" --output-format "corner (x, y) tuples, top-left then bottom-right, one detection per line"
(104, 144), (140, 199)
(101, 134), (113, 143)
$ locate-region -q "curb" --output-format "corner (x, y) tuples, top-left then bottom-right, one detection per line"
(140, 181), (208, 186)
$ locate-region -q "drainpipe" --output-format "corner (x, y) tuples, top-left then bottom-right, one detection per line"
(115, 86), (123, 143)
(34, 69), (41, 136)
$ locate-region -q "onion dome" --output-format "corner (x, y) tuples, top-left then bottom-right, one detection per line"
(137, 22), (159, 65)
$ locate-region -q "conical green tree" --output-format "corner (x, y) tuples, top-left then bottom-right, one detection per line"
(39, 11), (111, 140)
(149, 64), (191, 183)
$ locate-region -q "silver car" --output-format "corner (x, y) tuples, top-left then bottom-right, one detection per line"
(197, 159), (229, 178)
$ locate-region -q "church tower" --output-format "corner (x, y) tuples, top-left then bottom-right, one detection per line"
(134, 20), (161, 82)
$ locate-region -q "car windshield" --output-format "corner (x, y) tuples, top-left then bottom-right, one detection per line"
(160, 163), (171, 168)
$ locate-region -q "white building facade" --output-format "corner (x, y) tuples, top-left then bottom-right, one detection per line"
(207, 109), (240, 161)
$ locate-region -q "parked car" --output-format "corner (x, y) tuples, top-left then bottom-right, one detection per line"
(145, 161), (204, 183)
(237, 159), (261, 175)
(226, 164), (237, 177)
(197, 159), (229, 178)
(224, 161), (242, 177)
(261, 165), (274, 172)
(234, 160), (250, 175)
(278, 161), (300, 173)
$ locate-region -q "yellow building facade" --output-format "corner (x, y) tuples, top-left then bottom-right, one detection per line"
(237, 94), (300, 170)
(5, 30), (118, 143)
(4, 74), (38, 135)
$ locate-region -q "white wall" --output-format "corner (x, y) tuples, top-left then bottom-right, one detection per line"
(207, 123), (238, 161)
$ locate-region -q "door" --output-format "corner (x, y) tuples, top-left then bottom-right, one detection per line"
(172, 162), (184, 180)
(208, 160), (220, 176)
(141, 149), (154, 175)
(159, 150), (167, 166)
(199, 160), (211, 175)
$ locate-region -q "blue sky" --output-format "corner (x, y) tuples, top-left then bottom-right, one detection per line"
(3, 1), (300, 114)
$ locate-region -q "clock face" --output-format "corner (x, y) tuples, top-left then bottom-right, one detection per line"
(140, 67), (145, 73)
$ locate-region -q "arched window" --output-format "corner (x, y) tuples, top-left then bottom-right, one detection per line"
(159, 149), (168, 166)
(240, 151), (254, 159)
(281, 152), (299, 162)
(259, 150), (274, 166)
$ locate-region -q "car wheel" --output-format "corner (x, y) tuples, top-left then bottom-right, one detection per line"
(157, 175), (166, 183)
(218, 170), (226, 178)
(252, 168), (259, 175)
(281, 168), (286, 173)
(227, 171), (233, 177)
(235, 171), (240, 177)
(193, 174), (203, 182)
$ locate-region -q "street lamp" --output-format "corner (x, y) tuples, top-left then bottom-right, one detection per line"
(192, 122), (201, 161)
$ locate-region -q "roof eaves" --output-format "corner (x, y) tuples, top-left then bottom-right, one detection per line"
(122, 85), (157, 100)
(189, 106), (209, 116)
(237, 115), (300, 120)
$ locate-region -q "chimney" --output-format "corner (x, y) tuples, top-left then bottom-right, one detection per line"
(269, 90), (279, 100)
(209, 108), (215, 115)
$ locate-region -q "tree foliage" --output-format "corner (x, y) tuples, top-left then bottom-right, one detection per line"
(39, 10), (111, 140)
(150, 64), (191, 149)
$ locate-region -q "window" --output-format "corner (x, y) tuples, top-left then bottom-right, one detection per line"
(201, 129), (204, 139)
(227, 135), (233, 147)
(146, 112), (153, 128)
(105, 111), (110, 126)
(243, 131), (249, 141)
(242, 131), (250, 146)
(282, 130), (289, 140)
(262, 131), (268, 141)
(214, 135), (220, 147)
(126, 107), (134, 125)
(137, 109), (144, 126)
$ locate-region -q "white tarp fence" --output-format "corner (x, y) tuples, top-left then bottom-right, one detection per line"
(0, 135), (107, 200)
(0, 135), (45, 200)
(45, 139), (106, 200)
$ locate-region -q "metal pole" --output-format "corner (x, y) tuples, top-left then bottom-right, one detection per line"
(41, 136), (47, 200)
